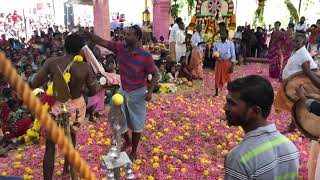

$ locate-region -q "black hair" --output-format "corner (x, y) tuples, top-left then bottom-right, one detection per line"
(275, 21), (281, 27)
(288, 22), (295, 29)
(295, 33), (307, 42)
(129, 25), (143, 41)
(175, 17), (182, 24)
(179, 56), (186, 63)
(64, 33), (85, 54)
(23, 64), (32, 71)
(227, 75), (274, 118)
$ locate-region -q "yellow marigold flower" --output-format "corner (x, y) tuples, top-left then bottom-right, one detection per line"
(170, 167), (175, 173)
(135, 159), (142, 165)
(153, 162), (160, 169)
(56, 170), (62, 176)
(153, 156), (159, 162)
(163, 155), (168, 161)
(60, 160), (65, 165)
(25, 167), (33, 174)
(203, 170), (209, 177)
(153, 147), (160, 153)
(181, 168), (187, 173)
(104, 138), (111, 145)
(216, 145), (223, 149)
(177, 135), (184, 141)
(46, 83), (53, 96)
(165, 175), (172, 179)
(63, 73), (71, 83)
(73, 55), (83, 62)
(182, 154), (189, 160)
(163, 128), (169, 133)
(1, 172), (8, 176)
(187, 148), (193, 152)
(15, 154), (23, 159)
(148, 176), (155, 180)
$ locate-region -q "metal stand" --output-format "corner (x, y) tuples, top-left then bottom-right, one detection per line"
(57, 103), (78, 180)
(102, 106), (134, 180)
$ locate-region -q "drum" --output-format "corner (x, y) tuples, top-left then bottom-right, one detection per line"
(284, 70), (320, 102)
(292, 99), (320, 140)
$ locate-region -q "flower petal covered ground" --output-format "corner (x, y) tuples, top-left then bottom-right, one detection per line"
(0, 64), (309, 179)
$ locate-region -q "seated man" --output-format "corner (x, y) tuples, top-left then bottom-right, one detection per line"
(224, 75), (299, 179)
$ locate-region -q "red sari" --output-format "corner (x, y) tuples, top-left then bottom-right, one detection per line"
(0, 105), (32, 139)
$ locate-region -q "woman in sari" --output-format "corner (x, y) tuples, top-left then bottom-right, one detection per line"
(268, 21), (289, 79)
(188, 42), (205, 79)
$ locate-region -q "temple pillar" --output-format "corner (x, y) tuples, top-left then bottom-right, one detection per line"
(152, 0), (171, 41)
(93, 0), (110, 41)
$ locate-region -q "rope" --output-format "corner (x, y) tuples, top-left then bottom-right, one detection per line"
(0, 52), (97, 180)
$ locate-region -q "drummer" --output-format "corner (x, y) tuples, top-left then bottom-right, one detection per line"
(274, 33), (318, 132)
(295, 63), (320, 180)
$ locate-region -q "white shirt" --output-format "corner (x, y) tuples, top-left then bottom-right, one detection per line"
(295, 23), (307, 32)
(169, 23), (179, 43)
(282, 46), (318, 80)
(191, 31), (202, 48)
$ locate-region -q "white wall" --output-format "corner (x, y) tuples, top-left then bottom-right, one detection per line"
(109, 0), (153, 25)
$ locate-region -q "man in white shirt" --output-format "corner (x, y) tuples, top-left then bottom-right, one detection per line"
(191, 25), (202, 48)
(282, 33), (318, 80)
(295, 16), (307, 34)
(169, 17), (182, 62)
(274, 33), (318, 132)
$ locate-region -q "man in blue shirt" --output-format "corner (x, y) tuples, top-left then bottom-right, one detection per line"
(213, 30), (235, 96)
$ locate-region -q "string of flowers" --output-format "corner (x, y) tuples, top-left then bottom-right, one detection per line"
(253, 0), (266, 27)
(18, 55), (84, 145)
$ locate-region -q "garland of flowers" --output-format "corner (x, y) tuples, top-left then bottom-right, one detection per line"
(284, 0), (299, 23)
(253, 0), (266, 26)
(19, 55), (84, 145)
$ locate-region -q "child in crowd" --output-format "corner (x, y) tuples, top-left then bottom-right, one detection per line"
(179, 56), (196, 81)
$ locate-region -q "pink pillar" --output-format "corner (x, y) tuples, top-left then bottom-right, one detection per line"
(153, 0), (171, 41)
(93, 0), (111, 41)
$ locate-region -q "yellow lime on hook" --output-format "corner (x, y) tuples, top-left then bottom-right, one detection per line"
(112, 93), (124, 106)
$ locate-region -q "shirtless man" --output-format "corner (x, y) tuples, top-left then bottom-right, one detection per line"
(31, 33), (99, 180)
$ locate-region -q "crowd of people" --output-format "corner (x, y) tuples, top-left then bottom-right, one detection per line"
(0, 12), (320, 179)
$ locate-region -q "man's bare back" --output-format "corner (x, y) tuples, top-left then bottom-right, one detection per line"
(32, 54), (98, 99)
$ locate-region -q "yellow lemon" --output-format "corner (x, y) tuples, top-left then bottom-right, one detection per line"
(112, 93), (124, 106)
(181, 168), (187, 173)
(203, 170), (209, 177)
(1, 172), (7, 176)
